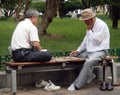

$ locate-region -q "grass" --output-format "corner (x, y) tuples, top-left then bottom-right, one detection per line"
(41, 18), (86, 52)
(0, 18), (17, 55)
(0, 15), (120, 56)
(0, 15), (120, 70)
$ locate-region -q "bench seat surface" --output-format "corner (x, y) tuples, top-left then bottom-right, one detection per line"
(4, 57), (85, 66)
(4, 56), (118, 67)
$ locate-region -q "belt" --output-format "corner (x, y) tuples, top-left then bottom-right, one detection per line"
(12, 48), (31, 53)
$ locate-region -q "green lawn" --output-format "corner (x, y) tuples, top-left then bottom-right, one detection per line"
(0, 15), (120, 56)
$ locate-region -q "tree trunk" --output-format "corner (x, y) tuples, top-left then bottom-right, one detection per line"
(109, 5), (120, 29)
(14, 0), (31, 22)
(111, 7), (119, 29)
(24, 0), (31, 14)
(14, 0), (24, 22)
(112, 20), (118, 29)
(38, 0), (60, 35)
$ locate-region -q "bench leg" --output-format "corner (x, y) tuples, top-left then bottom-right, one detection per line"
(103, 61), (114, 83)
(103, 66), (106, 81)
(108, 60), (120, 86)
(110, 62), (113, 84)
(11, 70), (17, 94)
(112, 60), (119, 85)
(6, 69), (17, 94)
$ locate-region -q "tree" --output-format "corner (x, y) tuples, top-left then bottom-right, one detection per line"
(63, 0), (82, 16)
(0, 0), (18, 18)
(82, 0), (90, 8)
(15, 0), (31, 21)
(109, 0), (120, 29)
(30, 1), (46, 13)
(0, 0), (31, 21)
(38, 0), (60, 35)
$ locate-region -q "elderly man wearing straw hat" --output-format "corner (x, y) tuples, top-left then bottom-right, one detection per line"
(68, 8), (110, 91)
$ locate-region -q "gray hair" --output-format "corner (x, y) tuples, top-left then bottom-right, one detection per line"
(25, 9), (40, 18)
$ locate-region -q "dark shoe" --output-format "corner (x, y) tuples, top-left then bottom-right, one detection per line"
(99, 81), (107, 91)
(75, 85), (79, 90)
(106, 81), (114, 91)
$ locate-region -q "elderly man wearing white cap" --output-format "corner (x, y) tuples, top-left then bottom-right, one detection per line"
(68, 8), (110, 91)
(11, 9), (52, 62)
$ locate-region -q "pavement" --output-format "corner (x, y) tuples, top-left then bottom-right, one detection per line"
(0, 80), (120, 95)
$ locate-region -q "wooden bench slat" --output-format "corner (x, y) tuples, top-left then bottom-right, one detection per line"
(4, 57), (85, 66)
(4, 56), (118, 67)
(105, 56), (118, 60)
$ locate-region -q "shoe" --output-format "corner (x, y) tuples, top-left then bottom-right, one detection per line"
(106, 81), (114, 91)
(44, 80), (60, 91)
(99, 81), (107, 91)
(67, 83), (76, 91)
(35, 79), (49, 88)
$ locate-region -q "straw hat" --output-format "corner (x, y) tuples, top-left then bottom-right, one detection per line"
(80, 8), (96, 20)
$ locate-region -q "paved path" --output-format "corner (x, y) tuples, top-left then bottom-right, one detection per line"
(0, 82), (120, 95)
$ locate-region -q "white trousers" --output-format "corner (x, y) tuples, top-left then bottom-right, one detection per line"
(73, 50), (108, 89)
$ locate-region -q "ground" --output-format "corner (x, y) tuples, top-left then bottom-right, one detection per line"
(0, 81), (120, 95)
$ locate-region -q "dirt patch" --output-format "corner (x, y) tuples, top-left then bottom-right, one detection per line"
(44, 34), (64, 40)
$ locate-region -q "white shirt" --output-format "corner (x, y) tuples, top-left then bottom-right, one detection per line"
(77, 18), (110, 52)
(11, 19), (40, 50)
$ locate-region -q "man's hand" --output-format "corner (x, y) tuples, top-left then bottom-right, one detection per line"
(32, 41), (42, 51)
(69, 51), (79, 57)
(87, 25), (93, 30)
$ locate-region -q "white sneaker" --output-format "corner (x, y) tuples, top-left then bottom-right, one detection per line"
(67, 83), (75, 91)
(35, 80), (49, 88)
(44, 80), (60, 91)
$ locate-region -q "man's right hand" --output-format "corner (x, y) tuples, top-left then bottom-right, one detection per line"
(69, 51), (79, 57)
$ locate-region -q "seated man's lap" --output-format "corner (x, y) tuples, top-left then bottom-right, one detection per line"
(12, 49), (52, 62)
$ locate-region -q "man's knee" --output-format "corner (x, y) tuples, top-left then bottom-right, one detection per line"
(38, 51), (52, 62)
(84, 59), (95, 67)
(43, 51), (52, 61)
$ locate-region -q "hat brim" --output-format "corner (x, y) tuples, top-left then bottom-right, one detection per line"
(79, 14), (96, 21)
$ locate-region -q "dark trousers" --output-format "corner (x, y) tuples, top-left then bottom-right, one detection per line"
(12, 48), (52, 62)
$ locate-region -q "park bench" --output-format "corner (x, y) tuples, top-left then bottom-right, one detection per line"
(3, 54), (118, 95)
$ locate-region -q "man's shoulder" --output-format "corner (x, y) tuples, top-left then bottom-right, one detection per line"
(96, 17), (107, 26)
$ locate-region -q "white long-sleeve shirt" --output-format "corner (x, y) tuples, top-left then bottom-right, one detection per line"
(77, 17), (110, 53)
